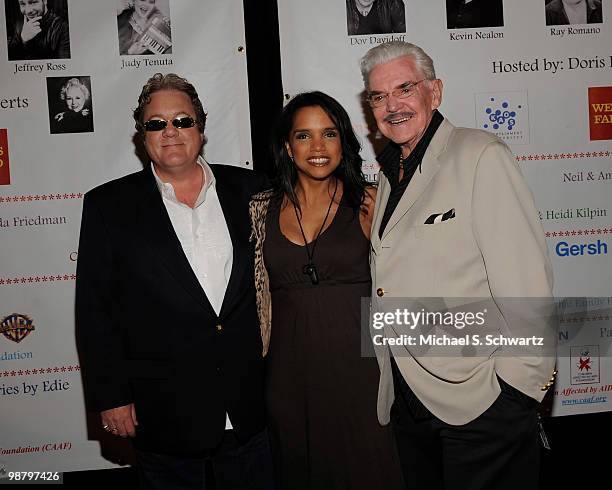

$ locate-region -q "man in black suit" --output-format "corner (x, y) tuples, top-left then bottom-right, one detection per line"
(446, 0), (504, 29)
(75, 73), (273, 489)
(346, 0), (406, 36)
(545, 0), (603, 25)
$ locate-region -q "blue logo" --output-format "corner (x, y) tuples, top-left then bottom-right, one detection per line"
(475, 91), (529, 144)
(556, 239), (608, 257)
(483, 98), (520, 131)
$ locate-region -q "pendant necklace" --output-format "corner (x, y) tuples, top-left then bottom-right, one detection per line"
(293, 179), (338, 285)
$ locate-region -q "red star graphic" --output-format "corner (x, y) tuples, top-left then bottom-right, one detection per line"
(578, 357), (591, 371)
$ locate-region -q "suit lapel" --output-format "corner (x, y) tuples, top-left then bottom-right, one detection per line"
(380, 119), (454, 240)
(371, 172), (390, 252)
(137, 168), (216, 315)
(214, 170), (246, 319)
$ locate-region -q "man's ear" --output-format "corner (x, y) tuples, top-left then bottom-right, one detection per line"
(430, 79), (443, 111)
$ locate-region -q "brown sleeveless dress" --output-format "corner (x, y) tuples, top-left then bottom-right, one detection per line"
(263, 197), (404, 490)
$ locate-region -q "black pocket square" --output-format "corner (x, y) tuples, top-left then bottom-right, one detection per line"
(424, 208), (455, 224)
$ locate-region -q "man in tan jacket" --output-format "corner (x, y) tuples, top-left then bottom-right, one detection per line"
(362, 41), (557, 490)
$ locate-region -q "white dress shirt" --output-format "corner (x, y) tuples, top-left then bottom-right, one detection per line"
(152, 157), (234, 429)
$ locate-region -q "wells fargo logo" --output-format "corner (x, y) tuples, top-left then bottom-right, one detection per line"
(589, 87), (612, 141)
(0, 129), (10, 185)
(0, 314), (35, 343)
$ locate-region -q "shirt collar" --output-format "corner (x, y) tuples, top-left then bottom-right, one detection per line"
(151, 156), (215, 208)
(562, 0), (584, 7)
(378, 109), (444, 183)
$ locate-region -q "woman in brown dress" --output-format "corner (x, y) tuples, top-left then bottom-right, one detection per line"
(250, 91), (404, 490)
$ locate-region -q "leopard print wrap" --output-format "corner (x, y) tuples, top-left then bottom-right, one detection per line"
(249, 189), (274, 356)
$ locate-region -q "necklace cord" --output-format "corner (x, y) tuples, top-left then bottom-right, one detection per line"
(293, 178), (339, 266)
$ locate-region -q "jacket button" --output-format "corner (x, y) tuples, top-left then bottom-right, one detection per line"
(376, 288), (385, 297)
(216, 324), (223, 331)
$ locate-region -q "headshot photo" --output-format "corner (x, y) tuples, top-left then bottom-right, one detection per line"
(116, 0), (172, 55)
(446, 0), (504, 29)
(46, 76), (94, 134)
(545, 0), (603, 25)
(346, 0), (406, 36)
(5, 0), (70, 61)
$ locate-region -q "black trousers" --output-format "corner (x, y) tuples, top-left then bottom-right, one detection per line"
(391, 364), (540, 490)
(136, 429), (275, 490)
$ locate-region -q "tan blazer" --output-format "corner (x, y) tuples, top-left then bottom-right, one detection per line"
(371, 119), (556, 426)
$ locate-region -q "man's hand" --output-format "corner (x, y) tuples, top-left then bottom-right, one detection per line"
(127, 40), (149, 55)
(101, 403), (138, 438)
(21, 16), (42, 43)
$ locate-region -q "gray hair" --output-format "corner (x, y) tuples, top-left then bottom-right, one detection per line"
(360, 41), (436, 88)
(60, 78), (90, 101)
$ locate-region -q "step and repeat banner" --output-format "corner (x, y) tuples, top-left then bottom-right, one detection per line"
(2, 0), (612, 476)
(278, 0), (612, 416)
(0, 0), (251, 473)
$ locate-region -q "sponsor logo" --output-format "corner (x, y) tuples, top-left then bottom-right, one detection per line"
(555, 239), (608, 257)
(474, 91), (529, 144)
(570, 345), (600, 385)
(589, 86), (612, 141)
(0, 129), (10, 185)
(577, 356), (591, 372)
(0, 314), (35, 343)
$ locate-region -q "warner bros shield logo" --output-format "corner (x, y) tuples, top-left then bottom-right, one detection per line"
(0, 314), (35, 343)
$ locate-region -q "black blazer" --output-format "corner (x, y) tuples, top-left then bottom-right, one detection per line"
(75, 164), (268, 455)
(545, 0), (602, 25)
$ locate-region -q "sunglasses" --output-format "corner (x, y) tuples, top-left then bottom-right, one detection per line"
(143, 116), (196, 132)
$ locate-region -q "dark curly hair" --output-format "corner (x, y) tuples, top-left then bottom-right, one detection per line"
(133, 73), (207, 135)
(271, 91), (368, 214)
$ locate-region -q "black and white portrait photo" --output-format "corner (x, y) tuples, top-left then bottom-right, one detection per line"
(116, 0), (172, 55)
(446, 0), (504, 29)
(545, 0), (603, 26)
(346, 0), (406, 36)
(5, 0), (70, 61)
(46, 76), (94, 134)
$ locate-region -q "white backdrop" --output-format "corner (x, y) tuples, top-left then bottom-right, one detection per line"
(2, 0), (612, 477)
(278, 0), (612, 416)
(0, 0), (251, 473)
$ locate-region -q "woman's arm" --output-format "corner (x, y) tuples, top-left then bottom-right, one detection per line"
(359, 185), (377, 239)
